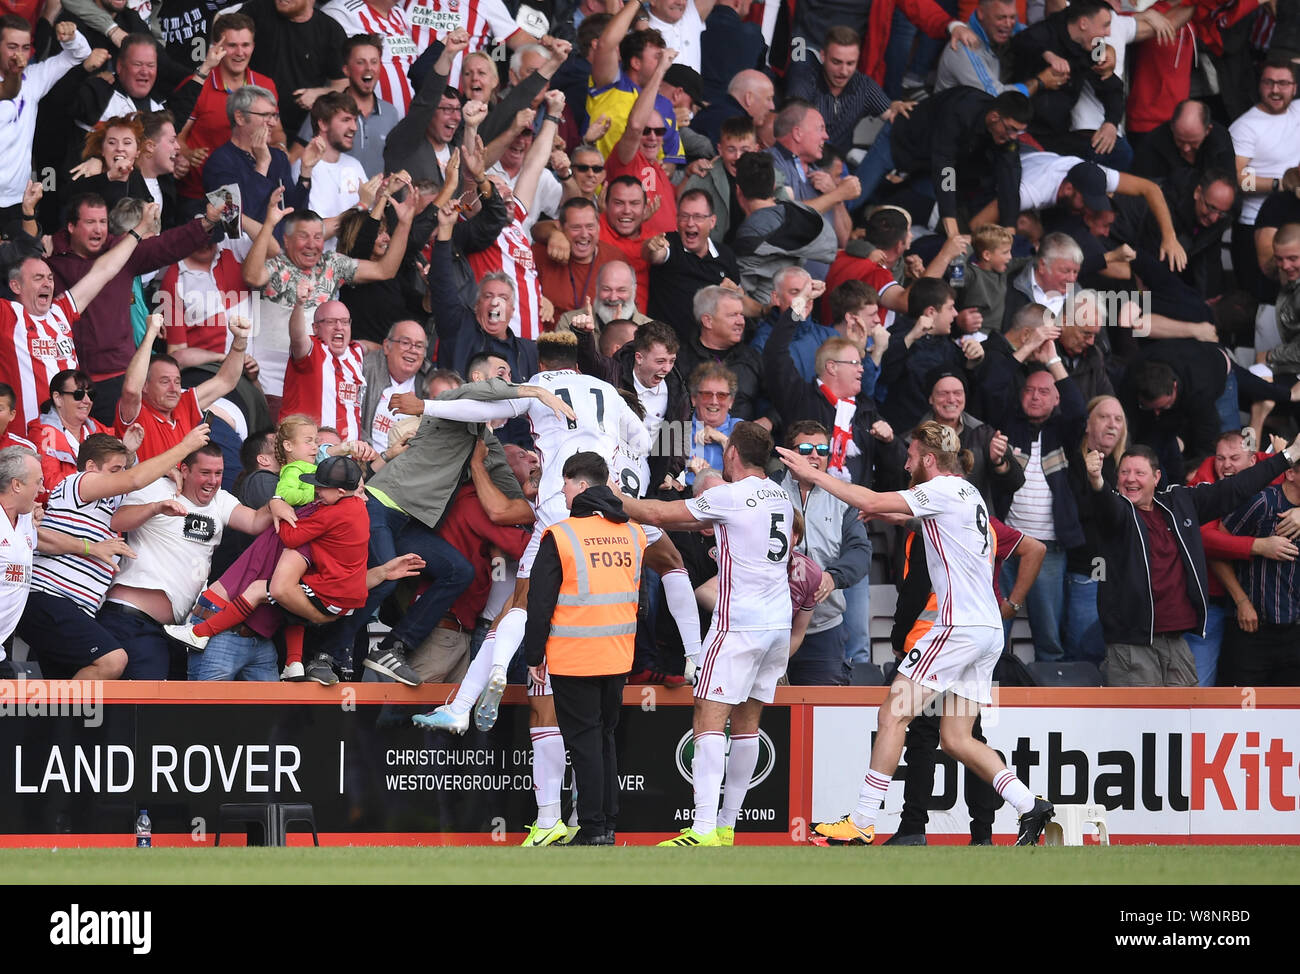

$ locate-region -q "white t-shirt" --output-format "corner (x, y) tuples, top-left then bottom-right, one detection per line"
(112, 478), (242, 623)
(292, 153), (368, 237)
(1072, 13), (1137, 133)
(0, 509), (36, 649)
(900, 473), (1002, 629)
(684, 475), (794, 631)
(1229, 102), (1300, 225)
(1019, 151), (1120, 212)
(370, 373), (417, 451)
(647, 3), (706, 73)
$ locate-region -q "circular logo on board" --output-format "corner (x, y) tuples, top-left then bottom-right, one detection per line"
(674, 727), (775, 790)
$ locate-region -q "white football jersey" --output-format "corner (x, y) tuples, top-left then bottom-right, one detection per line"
(684, 475), (793, 632)
(526, 370), (649, 510)
(901, 474), (1002, 629)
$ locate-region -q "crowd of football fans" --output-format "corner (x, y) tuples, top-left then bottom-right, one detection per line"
(0, 0), (1298, 689)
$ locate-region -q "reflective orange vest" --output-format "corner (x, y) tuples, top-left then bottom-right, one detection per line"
(544, 514), (647, 677)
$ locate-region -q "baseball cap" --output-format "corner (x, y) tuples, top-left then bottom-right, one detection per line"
(299, 456), (363, 492)
(664, 65), (705, 107)
(1066, 162), (1112, 212)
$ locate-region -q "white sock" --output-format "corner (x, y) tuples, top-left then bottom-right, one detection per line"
(691, 731), (726, 834)
(716, 732), (759, 829)
(566, 782), (579, 828)
(851, 768), (892, 829)
(448, 633), (495, 716)
(531, 725), (565, 828)
(661, 568), (703, 659)
(491, 607), (527, 670)
(993, 769), (1036, 815)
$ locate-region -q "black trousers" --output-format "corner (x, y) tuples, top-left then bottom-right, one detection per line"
(896, 712), (1002, 841)
(1219, 621), (1300, 687)
(551, 673), (625, 832)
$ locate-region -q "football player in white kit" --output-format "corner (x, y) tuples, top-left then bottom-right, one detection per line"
(616, 421), (793, 848)
(411, 328), (705, 846)
(777, 420), (1055, 846)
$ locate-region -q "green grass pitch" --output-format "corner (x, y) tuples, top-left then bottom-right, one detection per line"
(4, 846), (1297, 884)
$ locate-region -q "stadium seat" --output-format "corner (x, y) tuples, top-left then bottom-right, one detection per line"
(276, 803), (319, 846)
(850, 661), (885, 686)
(216, 803), (278, 847)
(868, 585), (898, 665)
(1026, 661), (1103, 687)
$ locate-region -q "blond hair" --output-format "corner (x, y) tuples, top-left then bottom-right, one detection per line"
(972, 224), (1013, 260)
(274, 414), (318, 465)
(911, 419), (974, 475)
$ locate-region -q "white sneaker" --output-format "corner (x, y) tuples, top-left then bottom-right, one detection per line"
(474, 665), (508, 731)
(281, 661), (306, 681)
(164, 623), (209, 652)
(683, 656), (698, 686)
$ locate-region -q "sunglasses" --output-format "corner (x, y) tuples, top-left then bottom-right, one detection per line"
(572, 163), (604, 174)
(58, 387), (95, 401)
(797, 443), (831, 456)
(642, 126), (666, 137)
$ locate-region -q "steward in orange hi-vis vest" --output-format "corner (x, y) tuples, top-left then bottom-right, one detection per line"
(543, 512), (647, 677)
(522, 457), (648, 845)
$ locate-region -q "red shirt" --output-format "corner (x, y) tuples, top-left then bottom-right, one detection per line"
(435, 484), (531, 628)
(599, 214), (650, 313)
(823, 252), (899, 326)
(531, 241), (622, 319)
(1139, 505), (1199, 634)
(277, 494), (370, 608)
(178, 71), (279, 200)
(158, 249), (248, 355)
(117, 387), (202, 463)
(605, 147), (677, 237)
(0, 294), (80, 435)
(467, 200), (542, 340)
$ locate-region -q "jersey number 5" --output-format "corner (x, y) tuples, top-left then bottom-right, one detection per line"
(768, 512), (789, 563)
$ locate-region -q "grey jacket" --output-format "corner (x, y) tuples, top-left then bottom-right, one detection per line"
(360, 349), (434, 447)
(682, 161), (787, 248)
(1267, 279), (1300, 372)
(772, 470), (872, 635)
(366, 378), (524, 531)
(731, 200), (838, 305)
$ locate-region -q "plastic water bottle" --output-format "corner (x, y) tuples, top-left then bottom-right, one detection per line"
(135, 809), (152, 848)
(949, 252), (966, 289)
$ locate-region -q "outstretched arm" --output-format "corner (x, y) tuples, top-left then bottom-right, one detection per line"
(775, 446), (912, 516)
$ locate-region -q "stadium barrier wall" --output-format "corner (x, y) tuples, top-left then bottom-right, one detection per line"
(0, 682), (1295, 846)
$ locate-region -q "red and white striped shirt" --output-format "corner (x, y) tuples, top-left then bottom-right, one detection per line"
(0, 294), (80, 436)
(323, 0), (418, 114)
(281, 337), (367, 441)
(405, 0), (520, 84)
(467, 200), (541, 340)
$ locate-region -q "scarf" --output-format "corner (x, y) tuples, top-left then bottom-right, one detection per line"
(817, 380), (859, 482)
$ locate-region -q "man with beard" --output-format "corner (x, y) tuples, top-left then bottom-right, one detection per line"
(296, 35), (398, 178)
(1230, 53), (1300, 298)
(554, 261), (651, 332)
(533, 198), (621, 318)
(293, 92), (368, 235)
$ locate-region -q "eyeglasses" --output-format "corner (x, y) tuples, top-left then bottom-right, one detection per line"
(695, 390), (733, 400)
(436, 104), (463, 114)
(57, 387), (95, 401)
(1200, 197), (1231, 218)
(830, 358), (863, 368)
(243, 109), (280, 119)
(573, 163), (604, 174)
(796, 443), (831, 456)
(388, 337), (427, 351)
(679, 211), (712, 223)
(642, 126), (666, 137)
(316, 316), (351, 326)
(1262, 79), (1296, 88)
